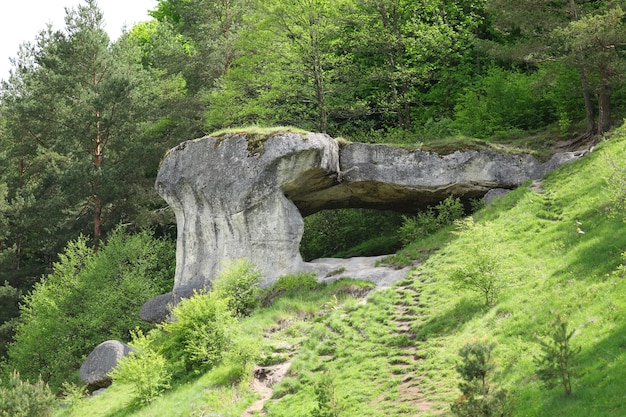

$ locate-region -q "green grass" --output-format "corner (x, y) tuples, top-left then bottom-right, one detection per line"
(56, 127), (626, 416)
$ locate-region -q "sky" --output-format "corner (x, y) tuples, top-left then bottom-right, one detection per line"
(0, 0), (158, 81)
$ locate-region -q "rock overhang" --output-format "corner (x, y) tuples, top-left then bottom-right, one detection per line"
(156, 130), (583, 291)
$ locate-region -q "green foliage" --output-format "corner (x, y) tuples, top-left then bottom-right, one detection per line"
(4, 230), (174, 389)
(59, 382), (87, 410)
(259, 272), (319, 307)
(449, 218), (508, 306)
(158, 292), (236, 374)
(213, 259), (262, 317)
(399, 196), (465, 245)
(454, 67), (557, 138)
(311, 371), (345, 417)
(0, 281), (21, 359)
(301, 209), (403, 261)
(222, 332), (261, 385)
(605, 134), (626, 221)
(0, 371), (56, 417)
(451, 340), (511, 417)
(109, 349), (172, 406)
(534, 314), (580, 397)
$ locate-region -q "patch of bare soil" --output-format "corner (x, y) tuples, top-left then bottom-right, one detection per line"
(242, 361), (291, 416)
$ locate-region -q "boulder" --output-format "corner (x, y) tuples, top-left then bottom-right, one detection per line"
(139, 284), (199, 324)
(79, 340), (135, 389)
(156, 131), (583, 291)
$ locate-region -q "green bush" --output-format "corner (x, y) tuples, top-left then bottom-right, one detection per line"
(301, 209), (403, 261)
(213, 259), (262, 317)
(449, 218), (507, 307)
(399, 196), (464, 245)
(451, 340), (511, 417)
(0, 281), (21, 359)
(158, 292), (236, 374)
(109, 349), (171, 405)
(0, 371), (56, 417)
(534, 314), (580, 396)
(222, 333), (261, 385)
(3, 230), (175, 389)
(454, 67), (556, 137)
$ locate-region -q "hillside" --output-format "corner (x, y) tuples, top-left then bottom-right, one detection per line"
(55, 128), (626, 416)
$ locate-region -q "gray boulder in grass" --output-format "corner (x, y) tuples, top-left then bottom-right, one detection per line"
(79, 340), (135, 389)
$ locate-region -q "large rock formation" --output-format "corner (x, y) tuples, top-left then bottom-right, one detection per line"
(156, 131), (582, 291)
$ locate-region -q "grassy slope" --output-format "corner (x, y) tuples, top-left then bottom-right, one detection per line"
(57, 128), (626, 416)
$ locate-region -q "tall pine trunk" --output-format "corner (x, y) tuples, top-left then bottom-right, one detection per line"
(597, 66), (612, 135)
(579, 68), (596, 135)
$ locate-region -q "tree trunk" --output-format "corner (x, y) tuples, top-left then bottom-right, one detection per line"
(597, 66), (612, 135)
(579, 68), (596, 135)
(93, 72), (103, 246)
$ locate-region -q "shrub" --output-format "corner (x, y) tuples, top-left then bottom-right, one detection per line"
(451, 340), (511, 417)
(399, 196), (464, 245)
(4, 230), (175, 389)
(0, 371), (56, 417)
(222, 333), (261, 385)
(449, 218), (508, 307)
(59, 381), (87, 410)
(301, 209), (403, 260)
(454, 66), (556, 137)
(534, 313), (580, 396)
(213, 259), (262, 317)
(109, 349), (171, 405)
(158, 292), (236, 374)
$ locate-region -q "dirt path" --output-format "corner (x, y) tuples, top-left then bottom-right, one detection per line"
(241, 361), (291, 416)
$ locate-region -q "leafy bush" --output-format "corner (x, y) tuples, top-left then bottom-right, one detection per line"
(0, 371), (56, 417)
(213, 259), (262, 317)
(158, 292), (236, 374)
(109, 349), (171, 405)
(222, 333), (261, 385)
(454, 67), (556, 137)
(4, 230), (175, 389)
(0, 282), (21, 359)
(534, 314), (580, 396)
(59, 381), (87, 410)
(399, 196), (465, 245)
(301, 209), (403, 261)
(451, 340), (511, 417)
(449, 218), (507, 306)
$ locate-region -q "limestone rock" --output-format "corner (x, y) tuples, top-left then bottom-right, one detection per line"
(79, 340), (135, 389)
(139, 284), (198, 324)
(156, 131), (583, 291)
(156, 132), (339, 290)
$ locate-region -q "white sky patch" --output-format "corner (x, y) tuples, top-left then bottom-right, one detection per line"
(0, 0), (157, 81)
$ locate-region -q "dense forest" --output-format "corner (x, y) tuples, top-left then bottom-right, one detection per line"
(1, 0), (626, 400)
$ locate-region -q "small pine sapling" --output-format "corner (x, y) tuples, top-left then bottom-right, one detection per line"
(451, 339), (511, 417)
(534, 313), (580, 396)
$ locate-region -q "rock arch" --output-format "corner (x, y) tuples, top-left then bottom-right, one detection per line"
(156, 131), (580, 291)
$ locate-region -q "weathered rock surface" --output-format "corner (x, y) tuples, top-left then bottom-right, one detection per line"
(139, 284), (198, 324)
(156, 132), (339, 290)
(79, 340), (135, 389)
(156, 131), (583, 291)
